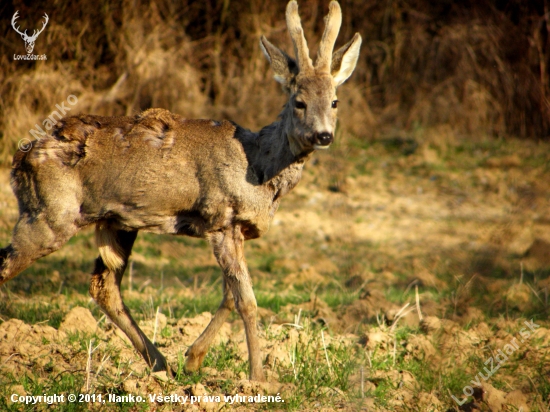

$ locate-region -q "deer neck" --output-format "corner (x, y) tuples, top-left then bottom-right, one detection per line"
(237, 105), (312, 193)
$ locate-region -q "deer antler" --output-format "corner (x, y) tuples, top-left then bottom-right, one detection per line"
(11, 11), (28, 39)
(315, 1), (342, 72)
(28, 13), (49, 41)
(286, 1), (314, 74)
(11, 11), (49, 41)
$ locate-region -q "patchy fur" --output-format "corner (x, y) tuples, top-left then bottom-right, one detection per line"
(0, 1), (360, 382)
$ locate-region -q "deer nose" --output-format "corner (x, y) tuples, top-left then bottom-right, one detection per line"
(313, 132), (333, 147)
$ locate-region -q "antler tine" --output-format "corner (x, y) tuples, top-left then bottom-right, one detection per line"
(11, 11), (26, 37)
(286, 1), (314, 74)
(316, 1), (342, 72)
(42, 14), (49, 29)
(29, 13), (49, 41)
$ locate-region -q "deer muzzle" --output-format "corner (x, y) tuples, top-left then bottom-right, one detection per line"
(312, 132), (333, 149)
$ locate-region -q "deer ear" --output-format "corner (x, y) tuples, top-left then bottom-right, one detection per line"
(331, 33), (362, 87)
(260, 36), (298, 86)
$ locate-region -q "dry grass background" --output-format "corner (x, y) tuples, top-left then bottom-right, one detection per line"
(0, 0), (549, 165)
(1, 1), (550, 411)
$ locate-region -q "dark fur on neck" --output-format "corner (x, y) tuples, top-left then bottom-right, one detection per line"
(235, 106), (312, 195)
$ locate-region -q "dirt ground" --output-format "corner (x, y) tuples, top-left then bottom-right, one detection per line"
(0, 134), (549, 411)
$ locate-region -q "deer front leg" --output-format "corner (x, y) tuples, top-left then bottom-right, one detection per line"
(89, 227), (171, 375)
(185, 279), (235, 371)
(208, 227), (265, 381)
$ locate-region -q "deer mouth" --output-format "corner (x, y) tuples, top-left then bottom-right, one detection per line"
(313, 143), (331, 150)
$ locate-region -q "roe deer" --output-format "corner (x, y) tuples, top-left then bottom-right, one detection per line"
(0, 0), (360, 381)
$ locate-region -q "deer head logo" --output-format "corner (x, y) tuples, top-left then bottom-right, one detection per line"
(11, 11), (49, 54)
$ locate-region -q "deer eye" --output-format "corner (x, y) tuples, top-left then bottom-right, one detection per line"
(295, 101), (307, 110)
(331, 100), (339, 109)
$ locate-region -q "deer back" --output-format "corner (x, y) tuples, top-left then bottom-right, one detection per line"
(12, 109), (283, 239)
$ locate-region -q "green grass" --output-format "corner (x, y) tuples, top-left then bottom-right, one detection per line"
(1, 135), (550, 411)
(255, 292), (308, 314)
(275, 321), (357, 410)
(0, 372), (87, 412)
(0, 300), (66, 329)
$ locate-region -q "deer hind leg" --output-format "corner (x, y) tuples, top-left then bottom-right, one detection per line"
(185, 278), (235, 371)
(1, 162), (85, 286)
(206, 227), (265, 381)
(89, 223), (170, 374)
(0, 212), (79, 286)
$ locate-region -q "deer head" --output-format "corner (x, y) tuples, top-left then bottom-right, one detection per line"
(12, 11), (49, 54)
(260, 1), (361, 155)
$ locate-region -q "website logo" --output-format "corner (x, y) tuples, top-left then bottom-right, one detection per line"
(12, 11), (49, 61)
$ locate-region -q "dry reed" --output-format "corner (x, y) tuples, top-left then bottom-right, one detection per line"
(0, 0), (548, 166)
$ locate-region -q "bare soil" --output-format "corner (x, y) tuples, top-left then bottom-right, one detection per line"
(0, 135), (549, 411)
